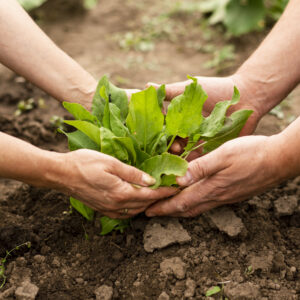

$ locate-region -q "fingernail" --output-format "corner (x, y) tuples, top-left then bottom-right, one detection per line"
(142, 174), (156, 185)
(177, 171), (193, 186)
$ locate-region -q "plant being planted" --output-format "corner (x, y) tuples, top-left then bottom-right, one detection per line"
(60, 75), (252, 234)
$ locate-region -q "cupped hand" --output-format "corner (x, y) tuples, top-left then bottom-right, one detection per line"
(146, 135), (284, 217)
(59, 149), (177, 219)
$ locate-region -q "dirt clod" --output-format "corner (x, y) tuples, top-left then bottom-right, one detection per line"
(160, 257), (186, 280)
(224, 282), (260, 299)
(94, 285), (113, 300)
(206, 207), (246, 237)
(15, 280), (39, 300)
(274, 195), (298, 216)
(184, 278), (196, 298)
(143, 218), (191, 253)
(157, 291), (170, 300)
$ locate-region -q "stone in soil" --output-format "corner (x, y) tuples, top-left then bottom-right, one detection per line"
(143, 218), (191, 253)
(224, 282), (260, 299)
(206, 207), (245, 237)
(274, 195), (298, 216)
(160, 257), (186, 279)
(94, 285), (113, 300)
(15, 280), (39, 300)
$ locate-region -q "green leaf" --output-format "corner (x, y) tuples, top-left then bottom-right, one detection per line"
(140, 153), (188, 188)
(113, 137), (137, 165)
(92, 75), (128, 122)
(157, 84), (166, 109)
(205, 286), (221, 297)
(58, 129), (99, 151)
(100, 127), (129, 162)
(199, 0), (230, 25)
(199, 86), (240, 138)
(17, 0), (47, 11)
(83, 0), (99, 10)
(106, 103), (128, 137)
(70, 197), (94, 221)
(224, 0), (265, 36)
(160, 174), (177, 186)
(126, 86), (164, 152)
(203, 109), (253, 153)
(62, 102), (99, 125)
(64, 120), (101, 146)
(100, 216), (130, 235)
(166, 76), (207, 138)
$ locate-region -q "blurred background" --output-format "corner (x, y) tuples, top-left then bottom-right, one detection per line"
(1, 0), (299, 136)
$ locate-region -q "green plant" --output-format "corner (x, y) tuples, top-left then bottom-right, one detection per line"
(18, 0), (99, 11)
(205, 285), (222, 297)
(50, 115), (65, 131)
(203, 45), (236, 72)
(14, 98), (35, 116)
(199, 0), (288, 36)
(60, 75), (252, 234)
(0, 242), (31, 289)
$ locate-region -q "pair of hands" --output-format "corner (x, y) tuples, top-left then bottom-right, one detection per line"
(62, 75), (282, 219)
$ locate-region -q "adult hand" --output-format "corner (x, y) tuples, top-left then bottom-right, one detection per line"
(147, 74), (262, 158)
(146, 134), (285, 217)
(58, 149), (177, 219)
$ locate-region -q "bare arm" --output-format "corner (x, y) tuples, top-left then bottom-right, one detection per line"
(0, 132), (176, 218)
(0, 0), (97, 108)
(146, 116), (300, 217)
(150, 0), (300, 133)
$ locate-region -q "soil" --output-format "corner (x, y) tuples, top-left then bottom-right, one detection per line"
(0, 1), (299, 299)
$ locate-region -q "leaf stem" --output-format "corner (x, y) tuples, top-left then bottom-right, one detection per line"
(166, 135), (176, 152)
(182, 141), (207, 160)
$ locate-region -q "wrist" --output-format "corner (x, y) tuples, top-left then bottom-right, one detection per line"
(31, 150), (67, 190)
(266, 132), (300, 183)
(67, 79), (97, 111)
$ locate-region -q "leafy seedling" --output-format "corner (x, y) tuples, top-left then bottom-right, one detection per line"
(0, 242), (31, 289)
(50, 115), (65, 131)
(14, 98), (35, 116)
(61, 75), (252, 235)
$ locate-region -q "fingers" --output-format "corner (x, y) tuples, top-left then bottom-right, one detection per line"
(127, 185), (179, 202)
(146, 80), (192, 101)
(176, 149), (227, 186)
(109, 161), (156, 187)
(125, 88), (140, 100)
(146, 182), (206, 217)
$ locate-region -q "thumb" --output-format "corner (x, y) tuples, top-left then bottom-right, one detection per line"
(177, 150), (225, 186)
(147, 80), (192, 101)
(110, 161), (156, 187)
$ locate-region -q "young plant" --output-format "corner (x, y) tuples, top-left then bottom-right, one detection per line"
(0, 242), (31, 289)
(60, 75), (252, 234)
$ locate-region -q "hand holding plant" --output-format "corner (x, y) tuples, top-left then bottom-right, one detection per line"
(60, 74), (252, 233)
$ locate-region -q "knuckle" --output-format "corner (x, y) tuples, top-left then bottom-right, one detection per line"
(191, 160), (207, 179)
(177, 201), (189, 213)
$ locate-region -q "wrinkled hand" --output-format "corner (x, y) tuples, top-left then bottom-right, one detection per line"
(59, 149), (177, 219)
(147, 75), (262, 159)
(146, 135), (283, 217)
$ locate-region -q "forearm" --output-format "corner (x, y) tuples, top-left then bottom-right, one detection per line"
(234, 0), (300, 117)
(0, 0), (96, 109)
(0, 132), (65, 189)
(273, 117), (300, 180)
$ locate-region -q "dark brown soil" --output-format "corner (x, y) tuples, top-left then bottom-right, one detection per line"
(0, 1), (299, 299)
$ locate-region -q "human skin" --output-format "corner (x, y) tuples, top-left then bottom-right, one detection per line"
(146, 0), (300, 217)
(0, 0), (173, 219)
